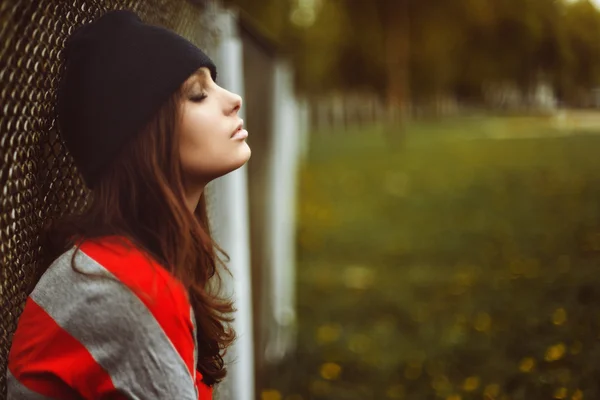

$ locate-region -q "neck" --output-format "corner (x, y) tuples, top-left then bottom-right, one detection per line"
(185, 185), (204, 213)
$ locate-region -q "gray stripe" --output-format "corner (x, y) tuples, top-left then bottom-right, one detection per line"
(7, 369), (56, 400)
(30, 248), (197, 400)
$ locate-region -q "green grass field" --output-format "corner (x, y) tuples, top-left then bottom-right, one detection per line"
(263, 117), (600, 400)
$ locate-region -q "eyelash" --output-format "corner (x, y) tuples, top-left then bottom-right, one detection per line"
(190, 93), (207, 102)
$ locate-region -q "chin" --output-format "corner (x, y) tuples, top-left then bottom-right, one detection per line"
(239, 141), (251, 163)
(194, 144), (252, 182)
(231, 140), (251, 164)
(223, 143), (252, 175)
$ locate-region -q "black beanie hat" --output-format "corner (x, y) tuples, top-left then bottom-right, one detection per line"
(57, 9), (217, 188)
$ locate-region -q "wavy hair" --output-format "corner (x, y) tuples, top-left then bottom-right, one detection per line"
(42, 86), (235, 386)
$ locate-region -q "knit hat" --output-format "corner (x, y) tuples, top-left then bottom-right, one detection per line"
(57, 9), (217, 188)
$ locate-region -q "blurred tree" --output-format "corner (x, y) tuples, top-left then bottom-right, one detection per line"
(375, 0), (410, 117)
(289, 0), (352, 93)
(226, 0), (600, 110)
(562, 0), (600, 102)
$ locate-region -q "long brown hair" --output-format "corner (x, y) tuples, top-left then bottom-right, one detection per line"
(42, 86), (235, 386)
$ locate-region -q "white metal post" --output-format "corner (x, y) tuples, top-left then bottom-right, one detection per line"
(264, 61), (301, 363)
(207, 7), (255, 400)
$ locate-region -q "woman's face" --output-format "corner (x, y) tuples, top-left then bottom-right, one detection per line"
(178, 67), (251, 187)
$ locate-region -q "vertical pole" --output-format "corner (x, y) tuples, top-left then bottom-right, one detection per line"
(265, 61), (299, 363)
(208, 6), (255, 400)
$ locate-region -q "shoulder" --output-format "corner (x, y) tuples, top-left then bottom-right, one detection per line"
(33, 236), (194, 342)
(77, 236), (189, 305)
(12, 236), (201, 398)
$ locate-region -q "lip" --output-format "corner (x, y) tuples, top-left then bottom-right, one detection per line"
(231, 120), (247, 140)
(231, 128), (248, 140)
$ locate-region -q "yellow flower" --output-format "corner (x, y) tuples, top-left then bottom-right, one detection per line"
(316, 324), (342, 344)
(463, 376), (480, 392)
(545, 343), (566, 362)
(343, 265), (375, 290)
(554, 387), (568, 399)
(261, 389), (282, 400)
(320, 362), (342, 380)
(348, 334), (371, 354)
(484, 384), (500, 397)
(519, 357), (535, 373)
(552, 308), (567, 325)
(572, 389), (584, 400)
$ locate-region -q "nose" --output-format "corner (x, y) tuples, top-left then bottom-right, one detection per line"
(229, 92), (242, 115)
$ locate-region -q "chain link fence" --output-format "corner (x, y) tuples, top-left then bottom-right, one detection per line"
(0, 1), (221, 396)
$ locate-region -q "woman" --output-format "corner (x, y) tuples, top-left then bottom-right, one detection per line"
(7, 9), (250, 400)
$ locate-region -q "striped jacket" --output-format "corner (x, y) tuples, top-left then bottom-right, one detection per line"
(7, 237), (213, 399)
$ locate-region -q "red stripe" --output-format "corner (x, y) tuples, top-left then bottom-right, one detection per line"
(196, 374), (214, 399)
(9, 298), (124, 400)
(80, 237), (201, 383)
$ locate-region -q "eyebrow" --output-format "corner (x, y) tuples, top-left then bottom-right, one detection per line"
(195, 68), (210, 79)
(183, 68), (209, 92)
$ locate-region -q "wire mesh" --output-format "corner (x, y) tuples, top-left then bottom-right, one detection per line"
(0, 1), (217, 396)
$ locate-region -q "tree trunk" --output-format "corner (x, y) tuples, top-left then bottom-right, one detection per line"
(383, 0), (411, 125)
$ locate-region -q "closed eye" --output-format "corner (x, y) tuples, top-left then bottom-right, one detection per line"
(190, 93), (207, 102)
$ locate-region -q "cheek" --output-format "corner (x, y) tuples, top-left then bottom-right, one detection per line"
(178, 108), (225, 173)
(179, 110), (213, 152)
(179, 103), (227, 157)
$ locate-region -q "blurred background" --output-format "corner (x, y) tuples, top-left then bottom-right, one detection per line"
(225, 0), (600, 400)
(4, 1), (600, 400)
